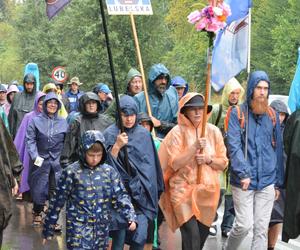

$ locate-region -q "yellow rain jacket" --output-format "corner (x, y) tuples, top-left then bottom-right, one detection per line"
(159, 92), (228, 231)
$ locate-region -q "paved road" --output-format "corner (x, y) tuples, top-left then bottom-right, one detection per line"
(2, 201), (300, 250)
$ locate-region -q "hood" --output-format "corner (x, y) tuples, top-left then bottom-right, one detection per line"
(137, 112), (154, 130)
(115, 95), (138, 129)
(171, 76), (189, 97)
(24, 63), (40, 91)
(120, 94), (138, 116)
(42, 83), (57, 93)
(246, 71), (270, 105)
(6, 84), (19, 103)
(33, 91), (46, 113)
(126, 68), (142, 85)
(79, 130), (107, 166)
(42, 92), (61, 116)
(221, 77), (245, 109)
(0, 84), (7, 93)
(178, 92), (212, 128)
(23, 73), (37, 94)
(270, 99), (289, 119)
(148, 63), (171, 95)
(78, 92), (101, 116)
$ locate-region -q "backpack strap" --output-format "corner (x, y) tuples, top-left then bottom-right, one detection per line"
(215, 104), (223, 126)
(224, 105), (245, 133)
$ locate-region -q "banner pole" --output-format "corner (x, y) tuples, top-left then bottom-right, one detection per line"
(98, 0), (131, 175)
(129, 13), (156, 137)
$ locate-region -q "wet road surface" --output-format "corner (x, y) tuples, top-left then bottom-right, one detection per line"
(2, 200), (300, 250)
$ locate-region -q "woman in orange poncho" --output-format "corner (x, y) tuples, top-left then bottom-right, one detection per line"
(159, 93), (228, 249)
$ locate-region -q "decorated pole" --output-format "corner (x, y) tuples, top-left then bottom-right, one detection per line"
(98, 0), (131, 175)
(188, 0), (231, 183)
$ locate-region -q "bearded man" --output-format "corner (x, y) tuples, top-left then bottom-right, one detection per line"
(134, 63), (178, 138)
(223, 71), (284, 250)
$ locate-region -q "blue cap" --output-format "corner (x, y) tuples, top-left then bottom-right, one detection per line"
(99, 84), (111, 94)
(171, 76), (186, 87)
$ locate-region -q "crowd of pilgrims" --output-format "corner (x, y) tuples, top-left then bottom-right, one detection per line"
(0, 63), (292, 250)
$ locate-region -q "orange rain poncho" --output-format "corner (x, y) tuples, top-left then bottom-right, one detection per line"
(159, 93), (228, 232)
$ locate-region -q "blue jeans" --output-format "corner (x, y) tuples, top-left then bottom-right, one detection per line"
(111, 229), (144, 250)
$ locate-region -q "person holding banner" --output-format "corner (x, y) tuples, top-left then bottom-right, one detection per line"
(134, 63), (178, 138)
(103, 95), (164, 250)
(159, 93), (227, 250)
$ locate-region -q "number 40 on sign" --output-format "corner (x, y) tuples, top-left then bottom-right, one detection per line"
(52, 66), (67, 83)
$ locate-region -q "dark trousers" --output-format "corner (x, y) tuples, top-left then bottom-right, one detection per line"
(33, 169), (56, 214)
(180, 216), (210, 250)
(111, 229), (144, 250)
(221, 194), (235, 232)
(0, 228), (2, 248)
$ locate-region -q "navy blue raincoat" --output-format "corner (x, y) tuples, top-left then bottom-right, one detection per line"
(227, 71), (284, 190)
(26, 92), (68, 205)
(103, 95), (164, 245)
(134, 64), (178, 138)
(43, 130), (136, 250)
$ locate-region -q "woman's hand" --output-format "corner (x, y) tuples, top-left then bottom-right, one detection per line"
(115, 132), (128, 149)
(195, 152), (211, 165)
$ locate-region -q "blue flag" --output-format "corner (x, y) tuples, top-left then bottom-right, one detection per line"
(288, 48), (300, 113)
(211, 0), (252, 92)
(46, 0), (71, 20)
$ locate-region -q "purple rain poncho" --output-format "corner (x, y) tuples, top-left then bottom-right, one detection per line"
(14, 92), (46, 193)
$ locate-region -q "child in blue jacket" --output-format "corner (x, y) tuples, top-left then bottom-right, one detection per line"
(42, 130), (136, 249)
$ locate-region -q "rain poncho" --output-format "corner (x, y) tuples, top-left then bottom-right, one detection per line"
(209, 78), (244, 190)
(25, 93), (68, 205)
(0, 107), (9, 131)
(210, 77), (245, 129)
(14, 92), (46, 193)
(0, 118), (22, 230)
(282, 107), (300, 242)
(60, 92), (112, 168)
(8, 73), (37, 139)
(3, 84), (19, 116)
(134, 64), (178, 138)
(42, 83), (68, 118)
(43, 130), (136, 250)
(159, 93), (228, 231)
(103, 95), (164, 245)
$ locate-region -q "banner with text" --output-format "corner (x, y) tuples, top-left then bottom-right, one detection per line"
(106, 0), (152, 15)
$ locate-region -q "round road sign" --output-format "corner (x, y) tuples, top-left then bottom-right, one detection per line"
(52, 66), (67, 83)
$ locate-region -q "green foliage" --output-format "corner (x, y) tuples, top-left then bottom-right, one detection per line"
(0, 0), (299, 97)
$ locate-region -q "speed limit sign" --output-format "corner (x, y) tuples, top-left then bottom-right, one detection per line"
(52, 66), (67, 83)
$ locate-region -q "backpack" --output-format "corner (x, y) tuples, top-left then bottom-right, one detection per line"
(224, 105), (277, 147)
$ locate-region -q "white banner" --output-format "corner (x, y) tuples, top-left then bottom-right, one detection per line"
(106, 0), (153, 15)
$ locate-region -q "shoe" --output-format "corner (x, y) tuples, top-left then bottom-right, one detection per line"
(222, 230), (230, 238)
(33, 213), (43, 226)
(209, 224), (217, 236)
